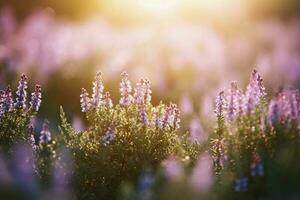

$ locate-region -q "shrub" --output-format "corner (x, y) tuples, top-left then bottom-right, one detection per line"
(59, 72), (193, 199)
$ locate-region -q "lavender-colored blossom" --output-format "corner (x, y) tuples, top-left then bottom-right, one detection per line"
(0, 86), (13, 115)
(173, 105), (180, 129)
(215, 90), (226, 118)
(102, 126), (116, 146)
(162, 104), (175, 129)
(91, 72), (104, 108)
(15, 74), (28, 109)
(27, 126), (36, 150)
(244, 70), (266, 113)
(80, 88), (91, 113)
(154, 107), (163, 129)
(267, 88), (300, 125)
(103, 91), (113, 109)
(119, 72), (134, 106)
(163, 157), (183, 180)
(39, 120), (51, 144)
(134, 78), (152, 105)
(189, 117), (206, 143)
(190, 153), (214, 193)
(235, 176), (248, 192)
(138, 105), (148, 126)
(179, 95), (193, 115)
(226, 82), (242, 122)
(29, 84), (42, 112)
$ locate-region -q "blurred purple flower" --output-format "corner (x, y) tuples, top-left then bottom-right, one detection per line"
(103, 91), (113, 109)
(15, 74), (28, 109)
(163, 156), (183, 181)
(179, 95), (193, 115)
(119, 72), (134, 106)
(189, 117), (206, 143)
(29, 84), (42, 112)
(91, 72), (104, 108)
(190, 153), (214, 193)
(0, 86), (13, 115)
(138, 105), (148, 126)
(102, 126), (116, 146)
(39, 120), (51, 144)
(80, 88), (91, 113)
(244, 70), (266, 113)
(215, 90), (226, 118)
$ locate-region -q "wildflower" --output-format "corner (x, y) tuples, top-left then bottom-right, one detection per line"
(235, 176), (248, 192)
(154, 107), (163, 129)
(251, 161), (264, 177)
(138, 105), (148, 126)
(119, 72), (134, 106)
(226, 82), (242, 122)
(162, 103), (175, 129)
(267, 88), (300, 125)
(215, 91), (226, 118)
(80, 88), (91, 113)
(15, 74), (28, 109)
(244, 70), (266, 113)
(39, 120), (51, 144)
(179, 95), (193, 115)
(190, 153), (214, 193)
(102, 126), (116, 146)
(103, 91), (113, 109)
(91, 72), (104, 108)
(29, 84), (42, 112)
(189, 117), (206, 143)
(173, 105), (180, 129)
(163, 157), (183, 181)
(27, 126), (36, 150)
(134, 78), (152, 105)
(0, 86), (13, 115)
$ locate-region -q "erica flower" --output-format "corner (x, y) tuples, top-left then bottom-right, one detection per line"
(134, 78), (152, 105)
(0, 86), (13, 115)
(244, 70), (266, 113)
(15, 74), (28, 109)
(91, 72), (104, 108)
(119, 72), (134, 106)
(29, 84), (42, 112)
(102, 126), (116, 146)
(154, 107), (163, 129)
(173, 105), (180, 129)
(39, 120), (51, 144)
(215, 91), (226, 118)
(138, 105), (148, 126)
(27, 126), (36, 150)
(80, 88), (91, 113)
(226, 82), (242, 122)
(103, 91), (113, 109)
(267, 88), (300, 125)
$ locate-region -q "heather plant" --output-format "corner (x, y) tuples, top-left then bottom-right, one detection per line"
(210, 70), (300, 199)
(59, 72), (194, 199)
(0, 74), (42, 154)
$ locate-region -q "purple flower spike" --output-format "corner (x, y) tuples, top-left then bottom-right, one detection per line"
(119, 72), (134, 106)
(134, 78), (152, 105)
(39, 120), (51, 144)
(102, 126), (116, 146)
(138, 105), (148, 126)
(30, 84), (42, 112)
(226, 82), (242, 122)
(103, 91), (113, 109)
(244, 70), (266, 113)
(91, 72), (104, 108)
(0, 86), (13, 115)
(15, 74), (28, 109)
(80, 88), (91, 113)
(215, 91), (226, 118)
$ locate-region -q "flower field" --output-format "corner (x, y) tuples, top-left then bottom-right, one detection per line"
(0, 1), (300, 200)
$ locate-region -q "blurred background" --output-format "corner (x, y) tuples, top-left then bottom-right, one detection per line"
(0, 0), (299, 134)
